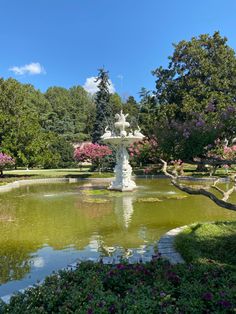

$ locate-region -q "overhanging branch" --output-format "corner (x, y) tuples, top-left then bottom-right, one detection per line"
(160, 159), (236, 211)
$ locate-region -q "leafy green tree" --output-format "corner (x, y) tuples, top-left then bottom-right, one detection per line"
(138, 88), (157, 137)
(44, 86), (95, 142)
(122, 96), (139, 128)
(69, 86), (96, 141)
(152, 32), (236, 160)
(92, 68), (112, 143)
(109, 93), (123, 116)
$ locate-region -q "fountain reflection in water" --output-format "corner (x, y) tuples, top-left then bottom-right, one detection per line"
(101, 110), (145, 191)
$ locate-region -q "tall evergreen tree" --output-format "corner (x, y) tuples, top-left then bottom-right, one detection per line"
(92, 68), (112, 143)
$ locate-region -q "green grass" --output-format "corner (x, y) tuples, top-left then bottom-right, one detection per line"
(175, 221), (236, 266)
(0, 169), (114, 185)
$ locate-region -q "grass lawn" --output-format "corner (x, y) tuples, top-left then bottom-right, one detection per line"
(175, 221), (236, 266)
(0, 169), (114, 185)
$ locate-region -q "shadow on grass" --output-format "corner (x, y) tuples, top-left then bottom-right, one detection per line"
(1, 174), (38, 178)
(64, 173), (92, 179)
(175, 221), (236, 267)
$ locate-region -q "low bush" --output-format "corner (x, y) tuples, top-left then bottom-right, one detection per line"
(1, 258), (235, 313)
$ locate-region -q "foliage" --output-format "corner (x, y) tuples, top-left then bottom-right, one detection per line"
(129, 137), (160, 166)
(1, 258), (235, 313)
(138, 88), (158, 138)
(92, 68), (112, 143)
(42, 136), (74, 169)
(0, 152), (15, 176)
(74, 143), (112, 171)
(44, 86), (95, 142)
(0, 78), (96, 169)
(152, 32), (236, 160)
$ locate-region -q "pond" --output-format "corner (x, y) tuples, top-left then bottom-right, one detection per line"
(0, 178), (236, 296)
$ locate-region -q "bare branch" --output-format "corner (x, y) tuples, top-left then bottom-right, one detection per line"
(171, 180), (236, 211)
(211, 179), (225, 197)
(160, 159), (236, 211)
(223, 186), (235, 202)
(160, 159), (177, 180)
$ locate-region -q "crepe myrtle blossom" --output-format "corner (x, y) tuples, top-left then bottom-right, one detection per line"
(0, 152), (15, 176)
(74, 143), (112, 172)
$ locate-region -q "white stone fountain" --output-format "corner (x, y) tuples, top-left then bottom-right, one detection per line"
(101, 110), (145, 191)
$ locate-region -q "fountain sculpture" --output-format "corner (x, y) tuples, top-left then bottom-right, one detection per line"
(101, 110), (145, 191)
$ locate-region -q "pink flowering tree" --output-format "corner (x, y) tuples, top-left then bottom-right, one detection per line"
(205, 139), (236, 175)
(128, 137), (160, 170)
(0, 153), (15, 177)
(74, 143), (112, 172)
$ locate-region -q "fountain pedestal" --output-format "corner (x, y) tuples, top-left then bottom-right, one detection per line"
(101, 111), (144, 191)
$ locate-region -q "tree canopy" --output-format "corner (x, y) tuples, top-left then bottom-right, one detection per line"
(152, 32), (236, 160)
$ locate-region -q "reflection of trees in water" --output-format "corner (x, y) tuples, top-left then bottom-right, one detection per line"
(0, 242), (35, 284)
(77, 200), (112, 219)
(0, 200), (16, 222)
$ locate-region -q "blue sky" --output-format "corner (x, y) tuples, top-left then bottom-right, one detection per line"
(0, 0), (236, 99)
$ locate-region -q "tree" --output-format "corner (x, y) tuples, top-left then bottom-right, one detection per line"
(152, 32), (236, 160)
(138, 88), (157, 137)
(69, 86), (96, 141)
(74, 143), (112, 172)
(92, 68), (112, 143)
(129, 137), (159, 166)
(0, 153), (15, 176)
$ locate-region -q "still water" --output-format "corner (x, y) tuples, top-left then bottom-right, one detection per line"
(0, 178), (236, 296)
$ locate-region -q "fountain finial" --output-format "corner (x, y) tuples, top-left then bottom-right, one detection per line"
(115, 110), (130, 134)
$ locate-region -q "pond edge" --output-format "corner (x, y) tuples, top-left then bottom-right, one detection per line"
(0, 175), (229, 194)
(158, 226), (186, 265)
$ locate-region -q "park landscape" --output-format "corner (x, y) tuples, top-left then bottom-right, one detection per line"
(1, 1), (236, 313)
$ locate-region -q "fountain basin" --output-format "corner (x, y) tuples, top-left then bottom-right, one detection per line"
(0, 179), (236, 296)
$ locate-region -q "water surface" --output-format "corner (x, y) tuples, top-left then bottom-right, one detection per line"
(0, 178), (235, 296)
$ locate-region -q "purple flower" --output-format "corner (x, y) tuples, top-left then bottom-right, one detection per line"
(108, 304), (116, 313)
(206, 102), (215, 112)
(227, 105), (235, 113)
(116, 263), (125, 270)
(98, 301), (105, 308)
(218, 300), (232, 308)
(202, 292), (213, 301)
(196, 120), (205, 127)
(87, 309), (93, 314)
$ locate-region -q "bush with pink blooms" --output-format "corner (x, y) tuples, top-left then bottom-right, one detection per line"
(206, 139), (236, 161)
(74, 143), (112, 172)
(0, 153), (15, 176)
(129, 137), (160, 167)
(223, 145), (236, 160)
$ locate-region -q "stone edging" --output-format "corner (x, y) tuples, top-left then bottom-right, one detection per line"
(158, 226), (186, 264)
(0, 175), (229, 194)
(136, 174), (230, 182)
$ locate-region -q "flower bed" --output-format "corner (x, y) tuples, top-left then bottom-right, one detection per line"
(1, 257), (235, 313)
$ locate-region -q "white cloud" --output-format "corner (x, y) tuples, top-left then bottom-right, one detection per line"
(9, 62), (46, 75)
(83, 76), (115, 95)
